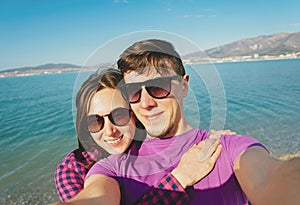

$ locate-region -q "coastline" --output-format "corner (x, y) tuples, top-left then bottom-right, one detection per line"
(278, 151), (300, 160)
(183, 54), (300, 65)
(1, 56), (299, 78)
(1, 183), (58, 205)
(0, 65), (113, 78)
(0, 67), (97, 78)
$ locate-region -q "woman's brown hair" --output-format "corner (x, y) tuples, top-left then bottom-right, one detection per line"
(75, 68), (124, 164)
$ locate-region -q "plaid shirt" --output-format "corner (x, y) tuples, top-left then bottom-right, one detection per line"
(54, 149), (98, 201)
(136, 173), (189, 205)
(55, 149), (189, 204)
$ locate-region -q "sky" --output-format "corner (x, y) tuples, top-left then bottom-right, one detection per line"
(1, 0), (300, 70)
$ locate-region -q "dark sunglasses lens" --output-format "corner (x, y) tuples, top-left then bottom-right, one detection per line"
(110, 108), (131, 126)
(125, 85), (142, 103)
(146, 78), (171, 98)
(87, 115), (104, 133)
(146, 86), (169, 98)
(124, 76), (175, 103)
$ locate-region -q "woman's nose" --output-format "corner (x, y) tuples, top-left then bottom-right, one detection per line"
(102, 117), (117, 137)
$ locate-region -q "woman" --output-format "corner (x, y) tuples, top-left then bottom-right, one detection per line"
(54, 68), (226, 204)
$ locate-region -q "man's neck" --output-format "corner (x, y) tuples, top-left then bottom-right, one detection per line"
(171, 119), (193, 137)
(147, 119), (193, 139)
(173, 121), (193, 136)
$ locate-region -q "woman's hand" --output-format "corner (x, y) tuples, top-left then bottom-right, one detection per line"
(170, 129), (236, 189)
(209, 129), (236, 138)
(171, 137), (222, 188)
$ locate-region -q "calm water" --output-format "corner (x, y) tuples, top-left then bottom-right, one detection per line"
(1, 59), (299, 198)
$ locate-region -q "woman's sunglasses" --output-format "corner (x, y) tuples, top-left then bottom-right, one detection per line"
(87, 107), (132, 133)
(121, 75), (182, 103)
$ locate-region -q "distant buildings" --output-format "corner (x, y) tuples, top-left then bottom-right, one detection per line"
(183, 52), (300, 64)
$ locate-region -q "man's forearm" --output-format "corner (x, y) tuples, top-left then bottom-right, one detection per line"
(253, 157), (300, 205)
(235, 146), (300, 205)
(50, 174), (120, 205)
(269, 157), (300, 204)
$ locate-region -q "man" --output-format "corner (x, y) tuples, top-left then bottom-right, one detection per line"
(53, 39), (300, 205)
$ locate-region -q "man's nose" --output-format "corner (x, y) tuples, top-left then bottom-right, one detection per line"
(140, 87), (157, 109)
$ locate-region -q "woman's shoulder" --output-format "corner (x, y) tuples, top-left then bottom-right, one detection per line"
(57, 149), (87, 170)
(57, 148), (102, 169)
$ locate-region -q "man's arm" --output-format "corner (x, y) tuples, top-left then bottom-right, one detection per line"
(51, 174), (120, 205)
(234, 146), (300, 205)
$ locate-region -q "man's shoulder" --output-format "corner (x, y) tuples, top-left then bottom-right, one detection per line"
(219, 134), (266, 164)
(220, 134), (262, 146)
(193, 128), (210, 142)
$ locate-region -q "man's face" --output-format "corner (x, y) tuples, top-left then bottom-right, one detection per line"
(123, 70), (189, 138)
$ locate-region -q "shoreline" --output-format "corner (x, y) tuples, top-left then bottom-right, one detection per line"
(1, 184), (58, 205)
(183, 55), (300, 65)
(1, 57), (300, 79)
(277, 151), (300, 160)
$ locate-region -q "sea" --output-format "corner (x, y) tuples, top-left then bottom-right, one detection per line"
(0, 59), (299, 204)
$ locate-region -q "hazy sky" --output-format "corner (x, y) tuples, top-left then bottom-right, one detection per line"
(1, 0), (299, 70)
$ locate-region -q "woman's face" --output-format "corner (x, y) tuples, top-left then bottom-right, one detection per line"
(87, 88), (136, 155)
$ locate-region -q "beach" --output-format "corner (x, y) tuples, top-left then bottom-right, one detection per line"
(1, 184), (58, 205)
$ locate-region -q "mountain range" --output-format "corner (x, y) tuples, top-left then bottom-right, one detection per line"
(1, 31), (300, 77)
(184, 31), (300, 61)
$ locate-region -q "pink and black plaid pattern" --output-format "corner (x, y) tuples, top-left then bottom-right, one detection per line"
(136, 173), (189, 205)
(54, 149), (99, 201)
(55, 150), (189, 203)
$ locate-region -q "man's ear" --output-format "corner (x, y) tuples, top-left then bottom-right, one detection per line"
(182, 74), (189, 97)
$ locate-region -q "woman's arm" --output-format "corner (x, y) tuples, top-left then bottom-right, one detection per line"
(54, 152), (86, 201)
(51, 130), (231, 205)
(136, 134), (223, 204)
(171, 138), (222, 188)
(135, 173), (189, 205)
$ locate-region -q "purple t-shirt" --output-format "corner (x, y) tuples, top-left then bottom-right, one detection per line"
(87, 128), (264, 204)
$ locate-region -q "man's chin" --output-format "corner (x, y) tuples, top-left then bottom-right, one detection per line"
(146, 127), (162, 138)
(146, 127), (172, 139)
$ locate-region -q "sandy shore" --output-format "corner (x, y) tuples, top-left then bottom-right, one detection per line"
(1, 192), (57, 205)
(1, 184), (58, 205)
(277, 151), (300, 160)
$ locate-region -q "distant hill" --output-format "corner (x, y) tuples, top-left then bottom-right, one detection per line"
(0, 63), (81, 73)
(0, 63), (114, 78)
(184, 31), (300, 60)
(0, 63), (85, 77)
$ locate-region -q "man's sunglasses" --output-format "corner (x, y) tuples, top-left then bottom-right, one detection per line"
(121, 75), (182, 103)
(87, 107), (132, 133)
